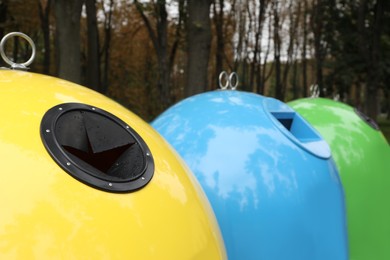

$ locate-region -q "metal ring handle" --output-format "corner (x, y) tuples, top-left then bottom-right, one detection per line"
(229, 72), (239, 90)
(0, 32), (36, 69)
(219, 71), (229, 90)
(310, 84), (319, 98)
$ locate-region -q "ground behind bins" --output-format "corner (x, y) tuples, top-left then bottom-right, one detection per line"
(378, 116), (390, 143)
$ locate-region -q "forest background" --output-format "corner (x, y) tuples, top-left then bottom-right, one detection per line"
(0, 0), (389, 138)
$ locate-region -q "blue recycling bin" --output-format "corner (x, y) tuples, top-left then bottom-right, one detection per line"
(152, 90), (348, 260)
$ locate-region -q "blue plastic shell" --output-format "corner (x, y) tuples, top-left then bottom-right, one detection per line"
(152, 90), (348, 260)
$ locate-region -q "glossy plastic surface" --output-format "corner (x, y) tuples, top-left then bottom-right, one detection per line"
(152, 90), (348, 260)
(0, 70), (226, 259)
(289, 97), (390, 260)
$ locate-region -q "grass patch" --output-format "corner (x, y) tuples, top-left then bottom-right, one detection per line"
(378, 116), (390, 143)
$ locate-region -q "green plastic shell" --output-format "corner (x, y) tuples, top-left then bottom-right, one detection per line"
(289, 98), (390, 260)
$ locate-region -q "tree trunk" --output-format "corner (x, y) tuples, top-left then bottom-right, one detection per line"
(302, 0), (308, 97)
(364, 0), (384, 121)
(38, 0), (51, 75)
(386, 88), (390, 120)
(135, 0), (171, 108)
(156, 0), (170, 107)
(169, 0), (185, 74)
(355, 80), (363, 111)
(54, 0), (83, 84)
(292, 59), (299, 99)
(241, 2), (253, 91)
(251, 0), (268, 93)
(0, 0), (8, 42)
(258, 13), (273, 95)
(169, 0), (185, 100)
(101, 0), (113, 94)
(185, 0), (212, 96)
(273, 0), (283, 100)
(234, 2), (244, 74)
(282, 0), (300, 98)
(85, 0), (101, 92)
(290, 1), (302, 99)
(213, 0), (225, 87)
(312, 0), (325, 97)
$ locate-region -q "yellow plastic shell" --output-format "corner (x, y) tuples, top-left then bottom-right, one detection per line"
(0, 70), (226, 259)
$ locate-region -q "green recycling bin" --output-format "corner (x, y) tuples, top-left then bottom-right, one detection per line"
(289, 97), (390, 260)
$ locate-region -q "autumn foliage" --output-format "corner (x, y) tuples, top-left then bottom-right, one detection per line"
(1, 0), (389, 121)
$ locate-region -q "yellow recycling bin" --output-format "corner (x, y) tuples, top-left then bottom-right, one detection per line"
(0, 70), (226, 259)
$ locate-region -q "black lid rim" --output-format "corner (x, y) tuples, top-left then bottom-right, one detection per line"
(40, 103), (154, 193)
(354, 107), (380, 131)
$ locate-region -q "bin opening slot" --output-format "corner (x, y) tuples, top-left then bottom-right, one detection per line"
(271, 112), (321, 143)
